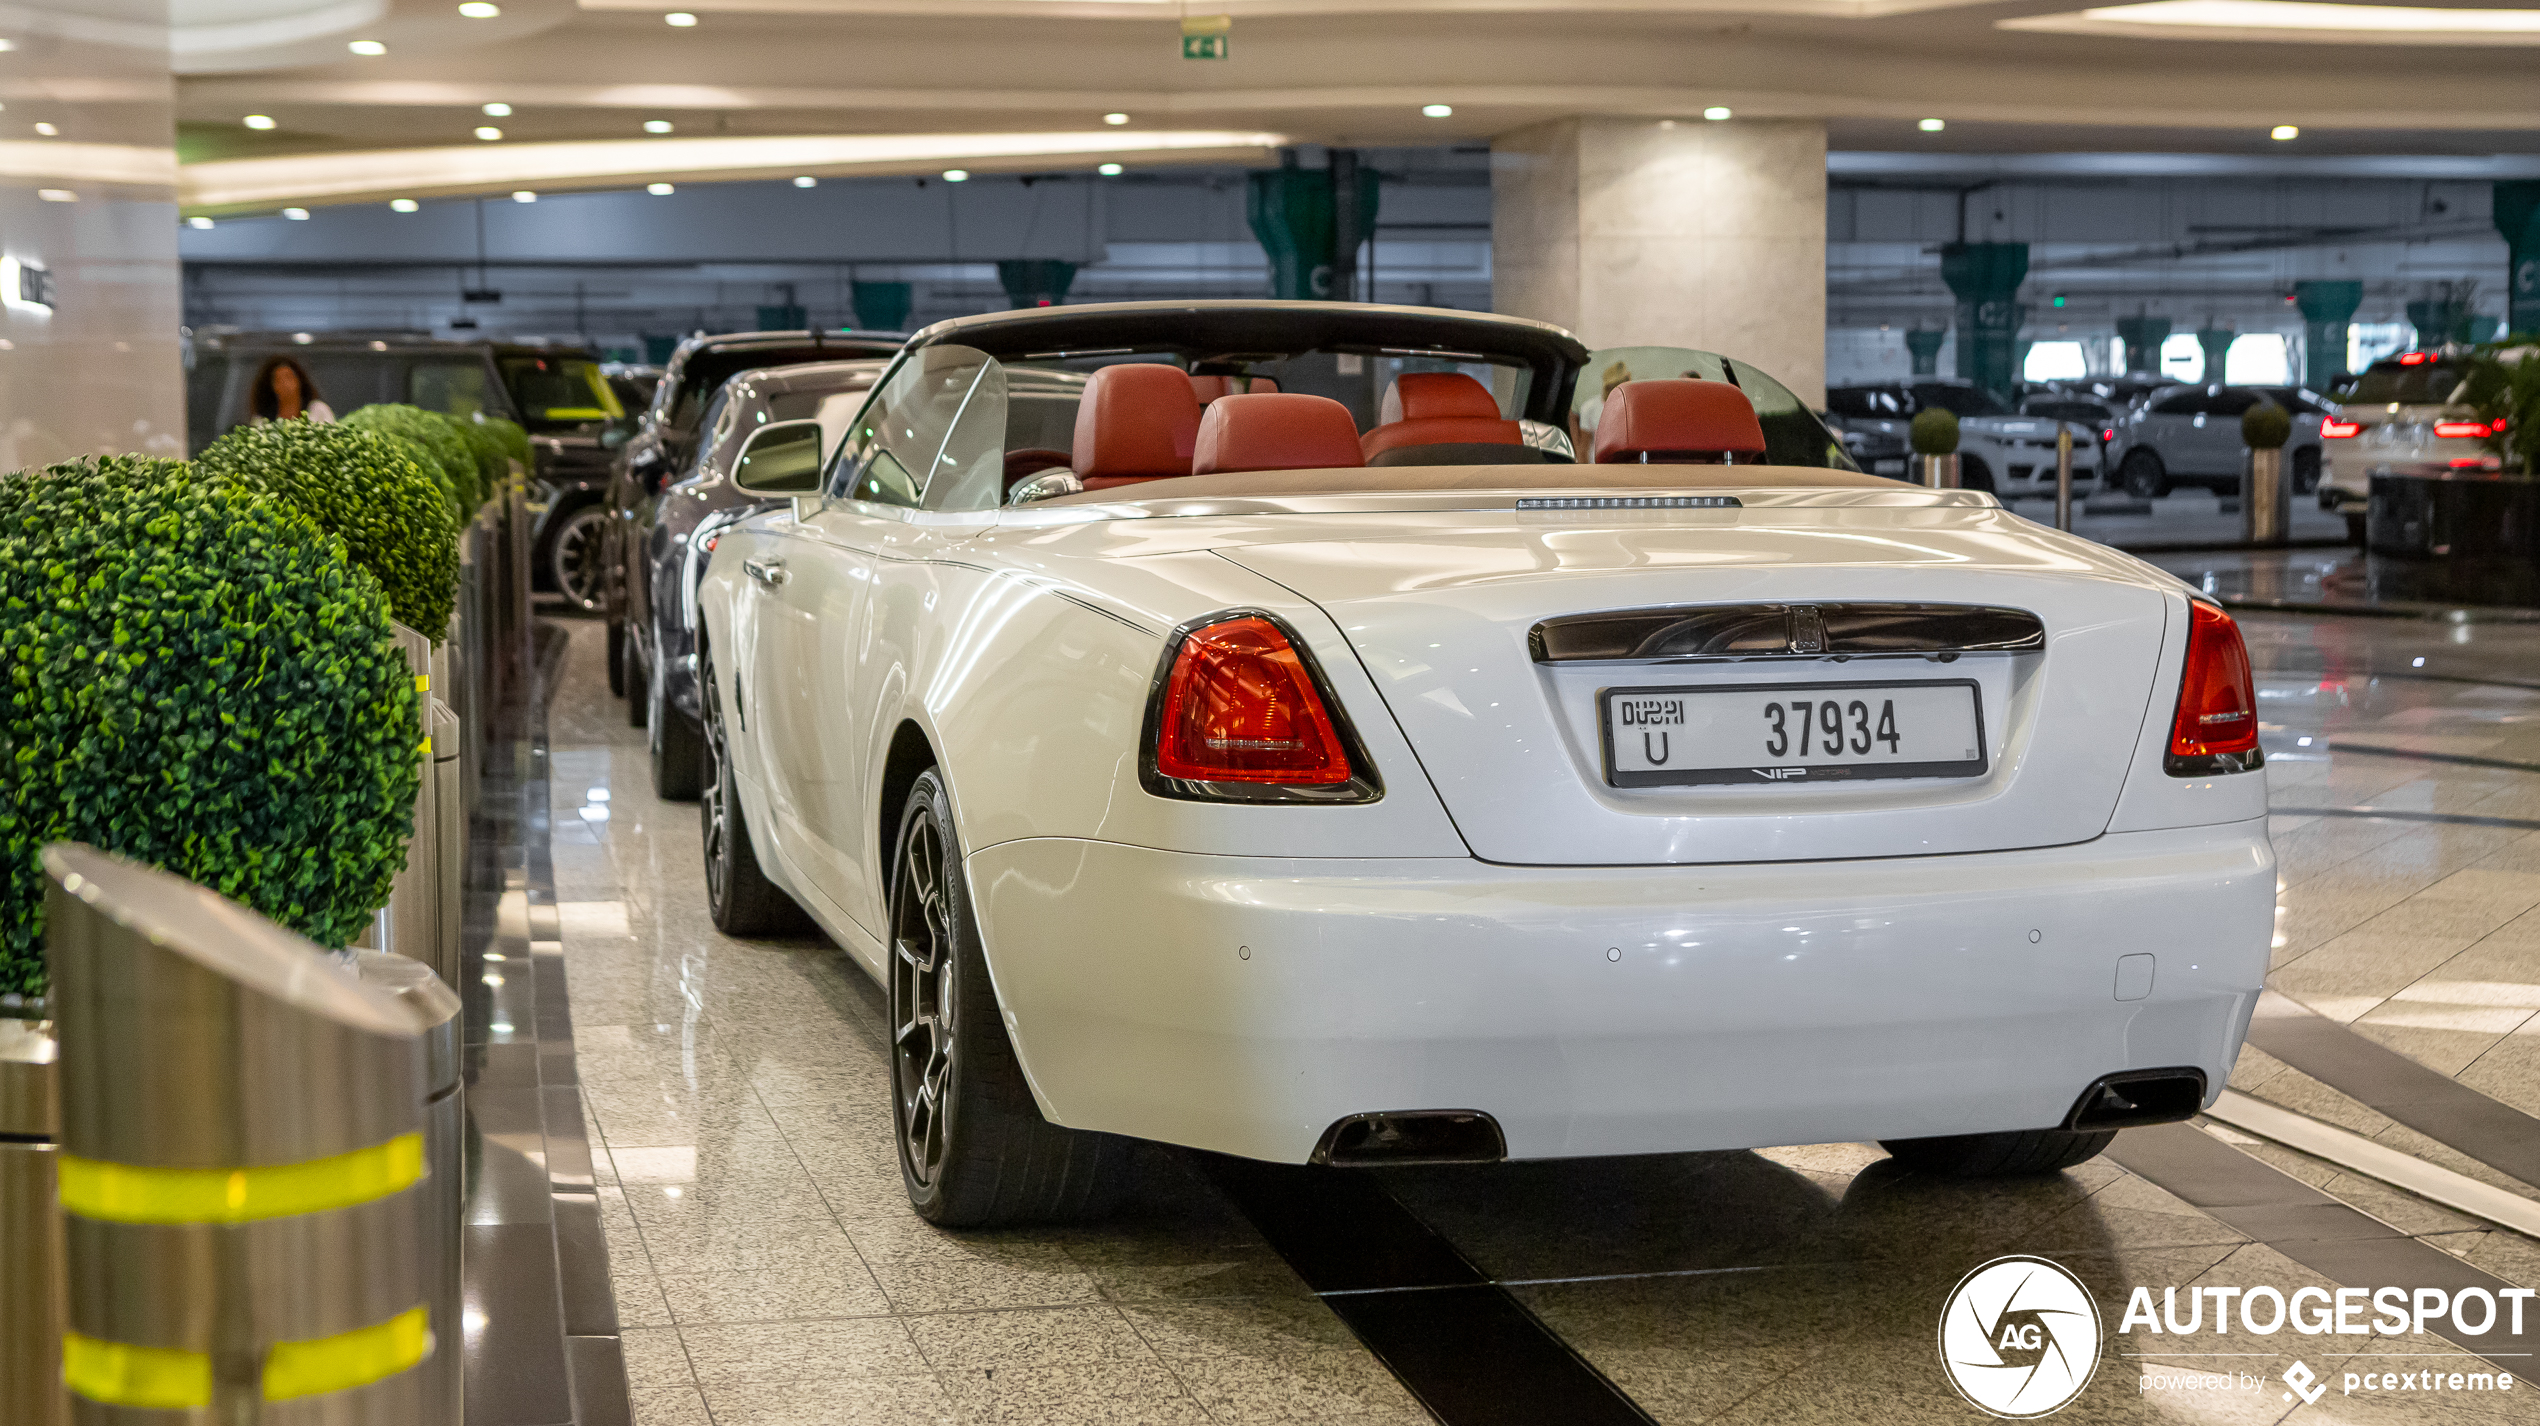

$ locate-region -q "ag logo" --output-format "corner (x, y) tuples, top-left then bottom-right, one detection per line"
(1938, 1256), (2103, 1418)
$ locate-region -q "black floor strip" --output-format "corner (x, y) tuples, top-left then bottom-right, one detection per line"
(2109, 1124), (2539, 1370)
(1204, 1157), (1658, 1426)
(2302, 743), (2540, 776)
(2271, 805), (2540, 832)
(2245, 1008), (2540, 1194)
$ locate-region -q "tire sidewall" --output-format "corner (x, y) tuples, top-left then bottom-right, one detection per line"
(890, 770), (971, 1219)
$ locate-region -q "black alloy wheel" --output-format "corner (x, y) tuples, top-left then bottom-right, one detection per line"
(2120, 449), (2169, 500)
(548, 504), (611, 613)
(887, 770), (1131, 1226)
(699, 654), (807, 935)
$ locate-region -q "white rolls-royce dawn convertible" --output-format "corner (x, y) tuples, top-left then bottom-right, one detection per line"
(692, 300), (2273, 1226)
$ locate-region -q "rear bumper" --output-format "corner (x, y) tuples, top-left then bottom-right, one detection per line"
(969, 819), (2274, 1164)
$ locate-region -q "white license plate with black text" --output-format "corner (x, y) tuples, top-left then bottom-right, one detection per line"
(1600, 680), (1987, 787)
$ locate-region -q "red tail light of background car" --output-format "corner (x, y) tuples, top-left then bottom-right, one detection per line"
(1155, 617), (1353, 784)
(2434, 418), (2500, 440)
(2170, 600), (2260, 763)
(2320, 416), (2361, 439)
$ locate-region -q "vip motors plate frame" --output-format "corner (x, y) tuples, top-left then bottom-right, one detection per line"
(1597, 677), (1989, 788)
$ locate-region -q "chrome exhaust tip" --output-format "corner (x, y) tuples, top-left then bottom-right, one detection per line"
(2065, 1068), (2208, 1131)
(1311, 1110), (1507, 1166)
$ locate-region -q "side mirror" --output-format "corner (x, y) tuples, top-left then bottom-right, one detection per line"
(732, 418), (825, 495)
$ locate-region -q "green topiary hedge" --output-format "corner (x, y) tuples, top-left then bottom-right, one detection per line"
(1910, 407), (1960, 456)
(0, 455), (423, 995)
(343, 404), (475, 516)
(196, 421), (460, 638)
(450, 417), (508, 511)
(2241, 402), (2292, 451)
(481, 416), (531, 473)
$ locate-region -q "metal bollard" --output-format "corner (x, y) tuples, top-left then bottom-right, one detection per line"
(1918, 452), (1960, 489)
(44, 844), (443, 1425)
(432, 699), (464, 988)
(2054, 427), (2075, 533)
(0, 1012), (65, 1426)
(345, 953), (460, 1426)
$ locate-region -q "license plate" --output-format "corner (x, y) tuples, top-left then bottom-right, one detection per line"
(1600, 679), (1987, 787)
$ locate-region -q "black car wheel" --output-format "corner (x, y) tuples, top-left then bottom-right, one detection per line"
(888, 769), (1132, 1227)
(2120, 449), (2169, 499)
(548, 504), (611, 613)
(605, 620), (627, 697)
(649, 651), (705, 802)
(699, 653), (809, 936)
(625, 636), (648, 729)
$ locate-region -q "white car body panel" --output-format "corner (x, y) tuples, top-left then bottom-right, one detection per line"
(697, 480), (2274, 1163)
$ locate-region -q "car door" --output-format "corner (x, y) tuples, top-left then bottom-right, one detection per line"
(2203, 389), (2262, 475)
(2137, 390), (2202, 472)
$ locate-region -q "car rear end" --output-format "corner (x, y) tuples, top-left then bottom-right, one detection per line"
(970, 489), (2273, 1165)
(2319, 353), (2492, 522)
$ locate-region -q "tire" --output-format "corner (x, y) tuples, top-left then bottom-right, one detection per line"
(605, 620), (626, 697)
(625, 636), (648, 730)
(2346, 511), (2368, 546)
(699, 653), (811, 936)
(2120, 449), (2169, 499)
(1958, 455), (1995, 493)
(1879, 1128), (2115, 1178)
(547, 503), (611, 614)
(649, 657), (706, 802)
(889, 769), (1132, 1226)
(2293, 447), (2320, 495)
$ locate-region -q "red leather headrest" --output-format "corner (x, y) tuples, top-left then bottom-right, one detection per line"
(1191, 394), (1365, 477)
(1386, 372), (1501, 423)
(1593, 380), (1766, 463)
(1190, 374), (1279, 404)
(1072, 363), (1202, 482)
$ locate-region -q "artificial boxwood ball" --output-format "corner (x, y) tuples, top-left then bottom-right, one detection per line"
(343, 403), (475, 516)
(482, 416), (532, 472)
(449, 416), (508, 512)
(0, 456), (423, 995)
(197, 421), (460, 638)
(1910, 407), (1961, 456)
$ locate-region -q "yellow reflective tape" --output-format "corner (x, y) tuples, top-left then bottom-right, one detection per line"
(58, 1132), (425, 1225)
(63, 1331), (212, 1410)
(419, 737), (435, 757)
(415, 674), (430, 692)
(263, 1305), (432, 1402)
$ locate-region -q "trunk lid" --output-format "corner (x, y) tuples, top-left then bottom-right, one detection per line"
(1216, 499), (2176, 865)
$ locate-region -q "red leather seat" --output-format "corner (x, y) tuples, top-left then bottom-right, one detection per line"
(1071, 363), (1204, 490)
(1593, 379), (1767, 464)
(1189, 374), (1279, 404)
(1191, 393), (1365, 477)
(1361, 372), (1520, 461)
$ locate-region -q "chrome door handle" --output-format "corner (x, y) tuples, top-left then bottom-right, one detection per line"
(743, 556), (788, 587)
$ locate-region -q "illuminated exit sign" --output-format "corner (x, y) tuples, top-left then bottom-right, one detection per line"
(1181, 13), (1228, 58)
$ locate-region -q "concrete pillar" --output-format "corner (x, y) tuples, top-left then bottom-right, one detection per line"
(2196, 326), (2235, 384)
(2406, 296), (2466, 349)
(2294, 281), (2361, 387)
(0, 2), (183, 468)
(1940, 245), (2027, 403)
(852, 280), (913, 332)
(2499, 183), (2540, 337)
(1493, 116), (1827, 405)
(996, 259), (1076, 309)
(1905, 328), (1946, 376)
(2116, 315), (2171, 377)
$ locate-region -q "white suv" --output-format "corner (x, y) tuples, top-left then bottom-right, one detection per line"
(2318, 352), (2502, 544)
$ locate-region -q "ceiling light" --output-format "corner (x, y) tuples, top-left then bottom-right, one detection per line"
(1103, 112), (1129, 125)
(2013, 1), (2540, 42)
(283, 207), (310, 220)
(647, 182), (675, 195)
(33, 122), (56, 135)
(459, 1), (500, 14)
(664, 10), (697, 24)
(1098, 162), (1123, 176)
(348, 39), (386, 55)
(482, 102), (511, 117)
(390, 198), (419, 212)
(475, 126), (503, 141)
(2271, 124), (2299, 140)
(942, 168), (968, 182)
(188, 215), (214, 228)
(643, 120), (673, 134)
(1919, 118), (1946, 132)
(1702, 106), (1732, 121)
(37, 189), (75, 202)
(1422, 104), (1453, 118)
(242, 115), (276, 130)
(792, 175), (817, 187)
(512, 190), (536, 202)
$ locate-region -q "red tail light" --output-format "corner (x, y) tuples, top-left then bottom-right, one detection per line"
(2102, 427), (2116, 443)
(2320, 417), (2361, 439)
(2433, 419), (2493, 440)
(1154, 616), (1352, 784)
(2169, 601), (2259, 767)
(2399, 351), (2431, 366)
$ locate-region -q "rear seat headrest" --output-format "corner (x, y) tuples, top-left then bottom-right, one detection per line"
(1072, 363), (1203, 482)
(1191, 394), (1365, 477)
(1190, 374), (1279, 404)
(1593, 379), (1767, 463)
(1383, 372), (1502, 424)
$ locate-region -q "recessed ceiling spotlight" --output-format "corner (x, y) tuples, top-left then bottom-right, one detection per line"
(459, 1), (500, 15)
(1103, 112), (1129, 125)
(37, 189), (76, 202)
(283, 207), (311, 220)
(643, 119), (673, 134)
(188, 215), (214, 228)
(943, 168), (969, 182)
(647, 182), (675, 195)
(664, 11), (697, 24)
(391, 198), (420, 212)
(1702, 106), (1732, 121)
(475, 126), (503, 141)
(242, 114), (276, 130)
(348, 39), (386, 54)
(33, 122), (58, 135)
(1422, 104), (1453, 118)
(482, 102), (511, 117)
(2270, 124), (2300, 140)
(792, 175), (817, 187)
(512, 190), (536, 202)
(1919, 117), (1946, 132)
(1098, 162), (1124, 176)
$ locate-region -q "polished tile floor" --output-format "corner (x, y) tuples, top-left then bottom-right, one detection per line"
(540, 600), (2540, 1426)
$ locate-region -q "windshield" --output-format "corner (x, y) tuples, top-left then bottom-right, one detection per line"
(2336, 360), (2465, 406)
(501, 356), (624, 429)
(1909, 383), (2012, 418)
(2021, 400), (2110, 425)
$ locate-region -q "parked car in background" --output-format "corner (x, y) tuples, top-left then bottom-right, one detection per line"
(2317, 352), (2492, 544)
(2017, 393), (2122, 473)
(604, 329), (904, 690)
(604, 362), (664, 416)
(1824, 379), (2101, 493)
(184, 331), (623, 607)
(1823, 384), (1913, 476)
(2112, 384), (2324, 500)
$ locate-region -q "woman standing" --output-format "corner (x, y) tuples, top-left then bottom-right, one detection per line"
(248, 355), (335, 424)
